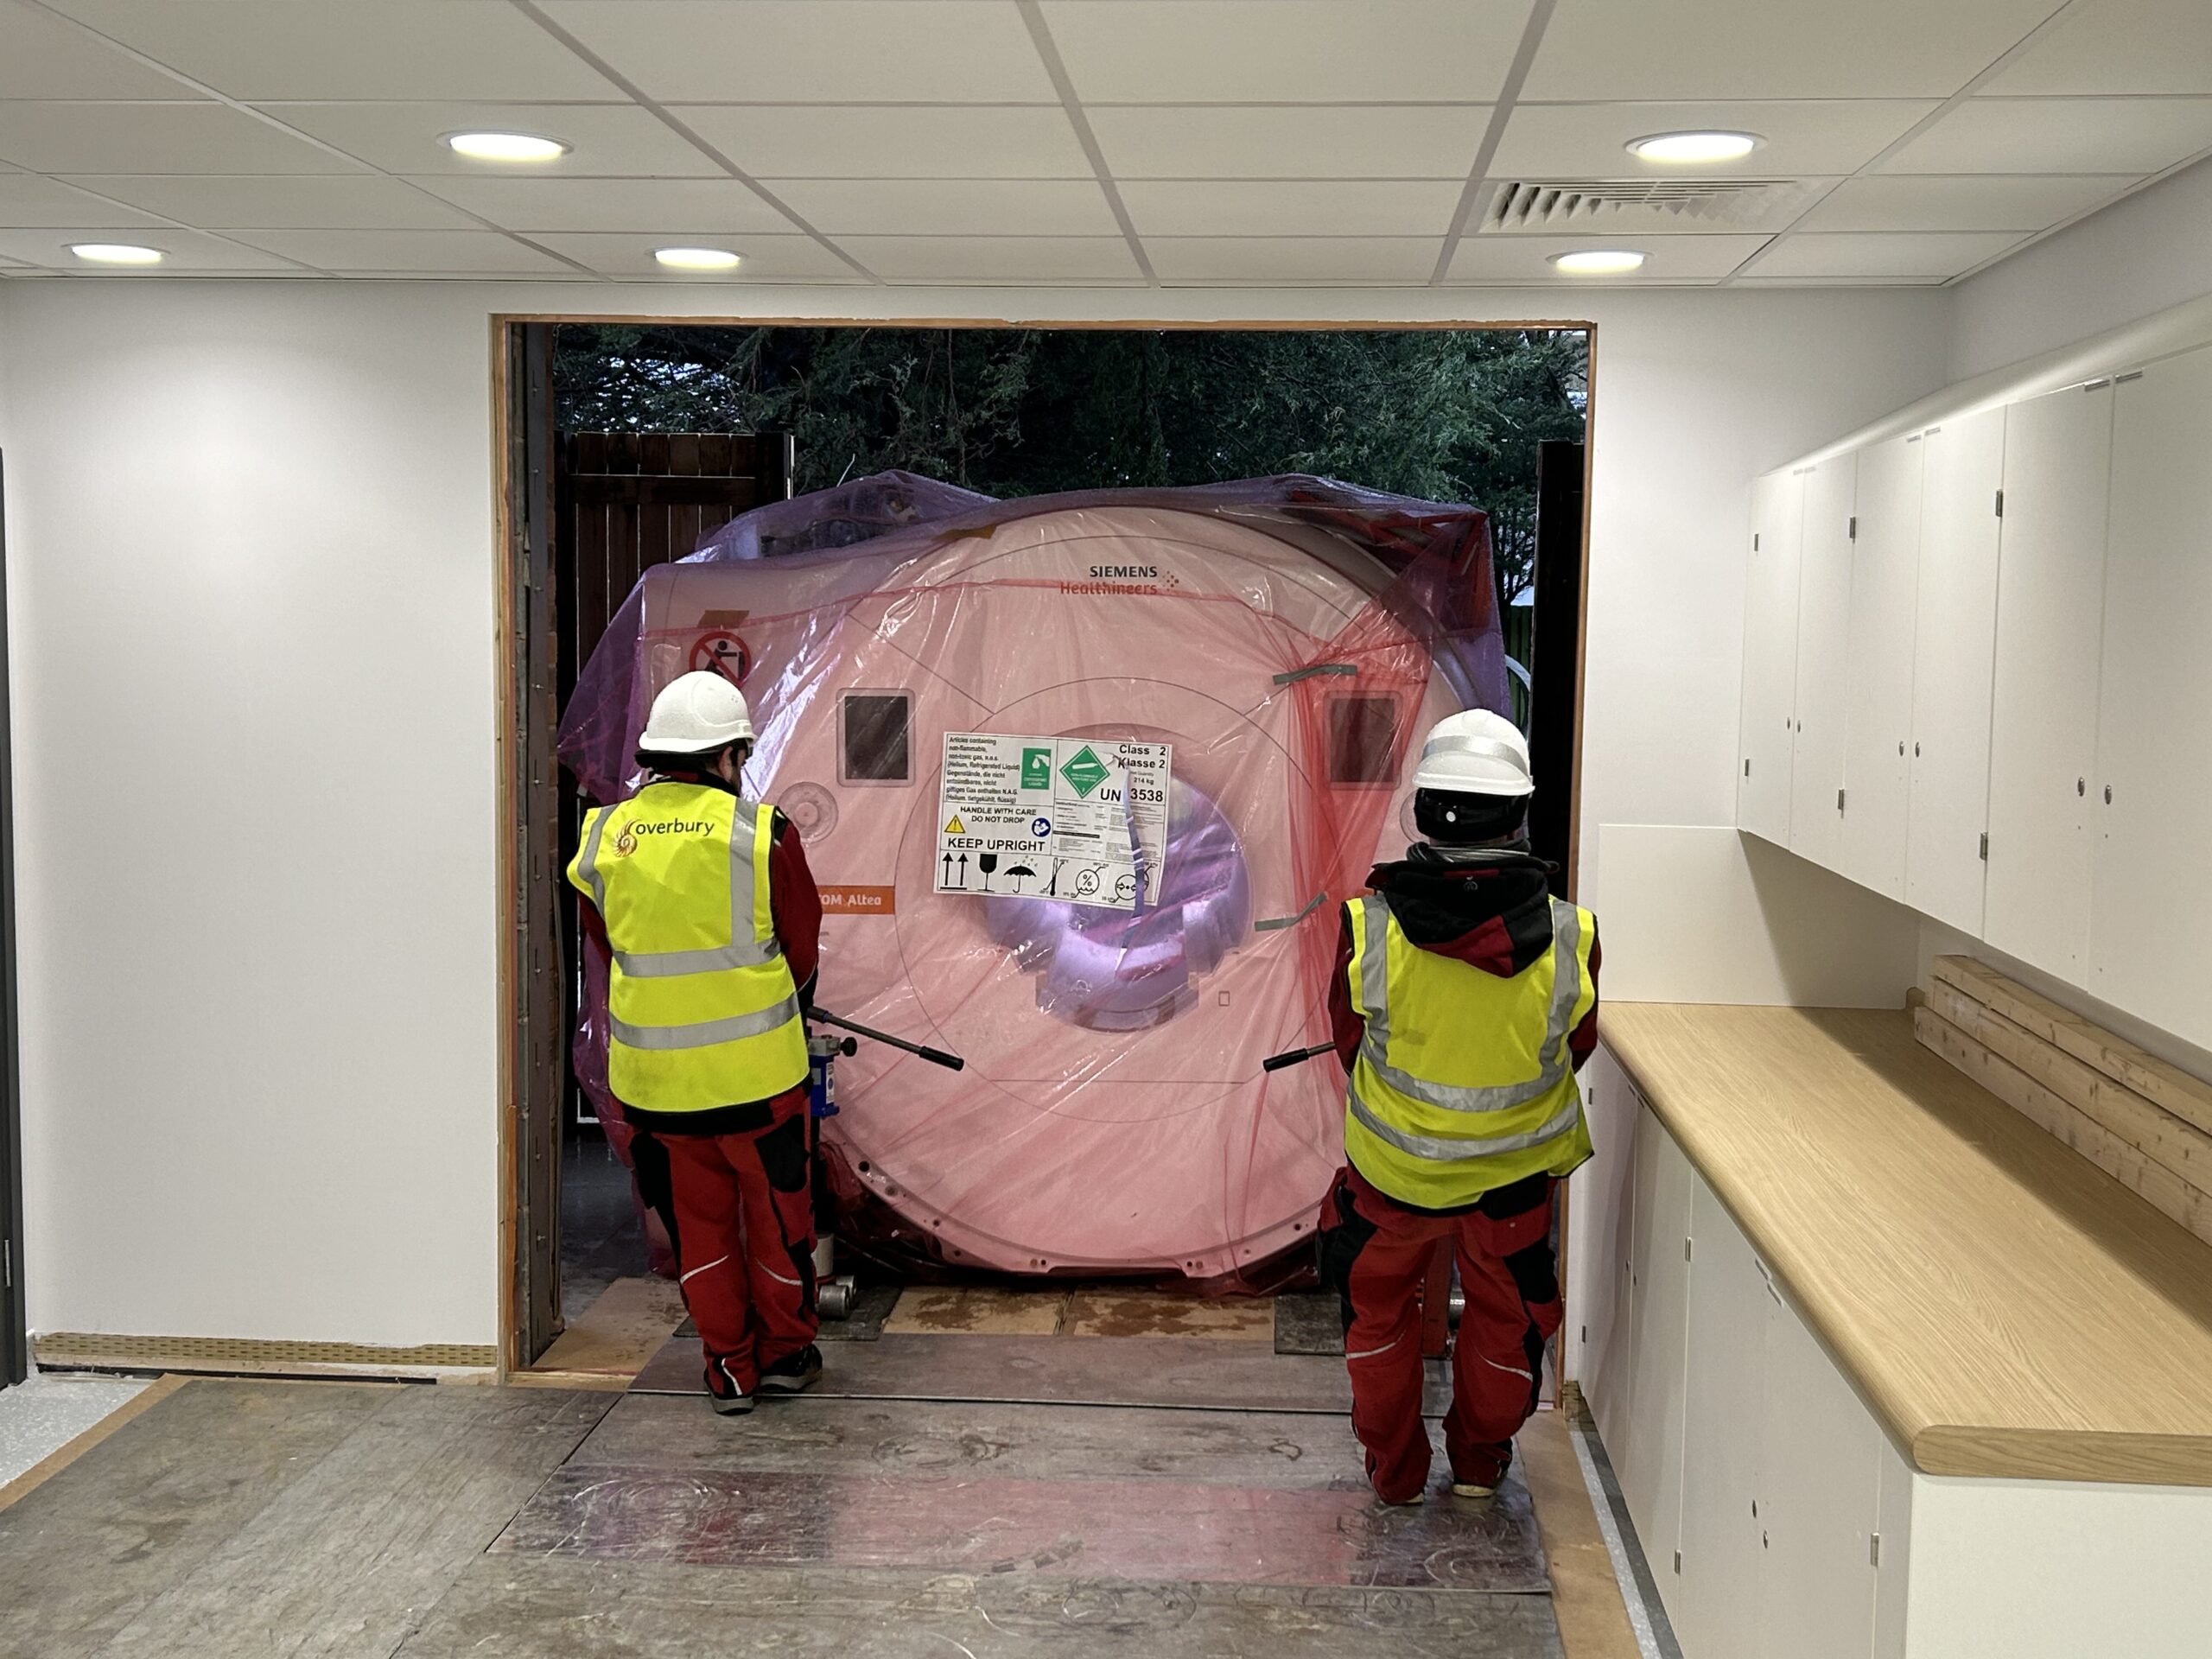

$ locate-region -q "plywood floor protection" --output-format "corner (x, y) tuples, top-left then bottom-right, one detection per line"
(0, 1342), (1649, 1658)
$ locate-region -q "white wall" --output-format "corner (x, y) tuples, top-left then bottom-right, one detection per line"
(0, 281), (503, 1346)
(0, 276), (1948, 1346)
(1947, 156), (2212, 384)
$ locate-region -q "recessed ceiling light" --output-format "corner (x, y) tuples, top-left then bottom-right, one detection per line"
(654, 247), (743, 272)
(1630, 130), (1760, 164)
(443, 130), (569, 163)
(69, 242), (164, 265)
(1552, 249), (1647, 276)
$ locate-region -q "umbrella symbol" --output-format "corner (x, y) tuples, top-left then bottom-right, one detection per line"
(1004, 863), (1039, 890)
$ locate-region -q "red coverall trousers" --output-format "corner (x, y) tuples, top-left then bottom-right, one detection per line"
(1317, 1164), (1563, 1503)
(633, 1111), (819, 1395)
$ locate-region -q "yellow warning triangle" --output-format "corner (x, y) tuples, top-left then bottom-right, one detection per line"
(944, 815), (966, 836)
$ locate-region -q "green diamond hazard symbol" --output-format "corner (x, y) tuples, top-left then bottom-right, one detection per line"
(1059, 745), (1110, 798)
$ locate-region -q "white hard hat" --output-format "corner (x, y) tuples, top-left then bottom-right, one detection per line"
(1412, 709), (1533, 798)
(639, 671), (754, 753)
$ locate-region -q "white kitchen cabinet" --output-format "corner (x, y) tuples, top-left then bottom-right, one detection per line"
(1983, 379), (2115, 985)
(1739, 470), (1805, 846)
(2091, 346), (2212, 1048)
(1676, 1181), (1770, 1659)
(1621, 1103), (1693, 1620)
(1790, 456), (1858, 874)
(1568, 1049), (1638, 1458)
(1906, 407), (2006, 932)
(1839, 435), (1924, 899)
(1758, 1287), (1884, 1659)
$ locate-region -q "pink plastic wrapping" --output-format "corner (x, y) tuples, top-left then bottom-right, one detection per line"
(559, 474), (1505, 1290)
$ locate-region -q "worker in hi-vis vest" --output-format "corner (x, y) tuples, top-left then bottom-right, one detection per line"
(566, 671), (825, 1415)
(1315, 709), (1599, 1505)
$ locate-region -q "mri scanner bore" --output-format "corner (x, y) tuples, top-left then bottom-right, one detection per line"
(560, 473), (1509, 1287)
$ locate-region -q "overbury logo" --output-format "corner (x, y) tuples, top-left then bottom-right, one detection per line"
(620, 819), (715, 854)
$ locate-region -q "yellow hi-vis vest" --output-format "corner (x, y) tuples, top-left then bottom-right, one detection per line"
(1343, 892), (1597, 1209)
(566, 783), (807, 1114)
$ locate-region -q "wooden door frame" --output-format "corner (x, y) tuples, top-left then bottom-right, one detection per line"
(489, 312), (1600, 1377)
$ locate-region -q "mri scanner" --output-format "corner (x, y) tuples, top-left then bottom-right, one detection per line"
(560, 474), (1506, 1287)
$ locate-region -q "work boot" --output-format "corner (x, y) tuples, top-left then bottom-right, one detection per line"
(756, 1344), (824, 1395)
(1364, 1449), (1424, 1507)
(703, 1355), (754, 1416)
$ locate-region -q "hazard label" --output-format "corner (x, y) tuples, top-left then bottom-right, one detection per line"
(935, 731), (1171, 911)
(689, 630), (751, 684)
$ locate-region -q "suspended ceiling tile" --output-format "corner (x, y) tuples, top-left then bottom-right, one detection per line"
(676, 105), (1091, 180)
(524, 230), (862, 280)
(836, 235), (1144, 284)
(1879, 96), (2212, 175)
(0, 100), (350, 175)
(0, 173), (167, 229)
(1042, 0), (1533, 104)
(761, 177), (1120, 237)
(0, 224), (307, 270)
(0, 4), (194, 99)
(1493, 100), (1939, 180)
(537, 0), (1058, 105)
(224, 227), (577, 274)
(1088, 104), (1490, 181)
(64, 174), (480, 230)
(1446, 232), (1770, 283)
(406, 175), (796, 234)
(1751, 230), (2026, 278)
(1524, 0), (2061, 100)
(1980, 0), (2212, 97)
(1117, 179), (1463, 238)
(1147, 235), (1442, 284)
(259, 102), (722, 178)
(1796, 173), (2136, 233)
(43, 0), (626, 101)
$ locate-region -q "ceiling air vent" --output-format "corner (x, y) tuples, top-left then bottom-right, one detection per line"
(1484, 178), (1816, 233)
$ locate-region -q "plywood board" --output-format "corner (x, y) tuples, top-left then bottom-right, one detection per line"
(398, 1555), (1569, 1657)
(530, 1275), (687, 1376)
(882, 1287), (1070, 1336)
(1063, 1290), (1274, 1340)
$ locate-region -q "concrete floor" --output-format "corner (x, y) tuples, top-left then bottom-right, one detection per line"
(0, 1337), (1630, 1659)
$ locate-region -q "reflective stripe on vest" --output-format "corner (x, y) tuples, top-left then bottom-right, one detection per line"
(1354, 893), (1584, 1115)
(1342, 891), (1596, 1207)
(565, 785), (807, 1113)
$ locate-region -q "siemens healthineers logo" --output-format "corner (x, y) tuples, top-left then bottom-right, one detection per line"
(1063, 563), (1175, 596)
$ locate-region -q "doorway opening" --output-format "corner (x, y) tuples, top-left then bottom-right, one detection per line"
(498, 319), (1592, 1374)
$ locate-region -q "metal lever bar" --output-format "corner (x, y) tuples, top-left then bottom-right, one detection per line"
(810, 1007), (966, 1071)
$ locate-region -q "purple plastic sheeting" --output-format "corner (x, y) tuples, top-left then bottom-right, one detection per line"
(556, 471), (1507, 1288)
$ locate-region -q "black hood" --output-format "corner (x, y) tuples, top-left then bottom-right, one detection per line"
(1364, 841), (1559, 977)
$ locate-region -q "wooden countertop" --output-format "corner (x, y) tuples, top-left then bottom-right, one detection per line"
(1602, 1003), (2212, 1487)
